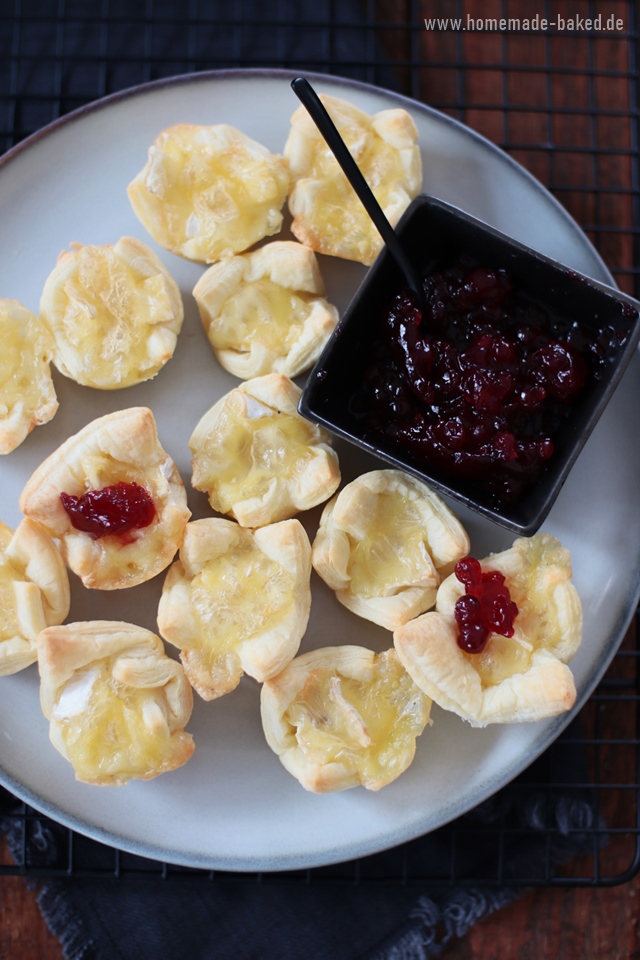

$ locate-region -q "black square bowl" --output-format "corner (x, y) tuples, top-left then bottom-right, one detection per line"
(299, 195), (640, 535)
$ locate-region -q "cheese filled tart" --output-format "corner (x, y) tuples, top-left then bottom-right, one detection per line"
(311, 469), (470, 631)
(189, 374), (340, 527)
(20, 407), (191, 590)
(158, 517), (312, 700)
(285, 94), (421, 265)
(394, 533), (583, 726)
(128, 123), (290, 262)
(0, 299), (58, 454)
(261, 646), (431, 793)
(38, 621), (194, 786)
(192, 241), (338, 380)
(0, 518), (69, 676)
(40, 236), (183, 389)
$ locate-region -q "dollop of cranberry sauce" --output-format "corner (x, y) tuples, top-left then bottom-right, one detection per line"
(359, 258), (630, 503)
(454, 557), (519, 654)
(60, 482), (156, 540)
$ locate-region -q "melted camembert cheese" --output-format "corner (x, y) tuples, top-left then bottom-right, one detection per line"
(42, 240), (181, 388)
(285, 650), (431, 788)
(193, 391), (321, 516)
(0, 300), (57, 450)
(461, 535), (574, 686)
(55, 662), (189, 784)
(189, 536), (294, 662)
(347, 491), (430, 599)
(129, 125), (289, 261)
(210, 278), (312, 356)
(0, 558), (26, 641)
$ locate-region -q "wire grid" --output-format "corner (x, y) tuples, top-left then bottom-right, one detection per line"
(1, 616), (638, 887)
(0, 0), (639, 887)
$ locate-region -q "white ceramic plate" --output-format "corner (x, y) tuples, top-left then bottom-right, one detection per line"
(1, 69), (639, 872)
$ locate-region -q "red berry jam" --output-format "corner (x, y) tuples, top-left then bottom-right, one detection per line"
(60, 482), (156, 540)
(360, 258), (631, 503)
(454, 557), (519, 654)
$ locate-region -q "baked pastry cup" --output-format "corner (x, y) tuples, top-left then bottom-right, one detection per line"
(0, 518), (69, 676)
(192, 241), (339, 380)
(394, 533), (583, 726)
(284, 94), (421, 265)
(0, 299), (58, 454)
(40, 236), (183, 389)
(158, 517), (311, 700)
(261, 646), (431, 793)
(189, 374), (340, 527)
(128, 123), (290, 263)
(20, 407), (191, 590)
(312, 469), (470, 632)
(38, 621), (194, 786)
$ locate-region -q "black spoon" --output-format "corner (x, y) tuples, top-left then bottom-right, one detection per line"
(291, 76), (428, 316)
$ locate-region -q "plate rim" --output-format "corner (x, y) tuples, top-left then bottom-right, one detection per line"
(0, 66), (617, 288)
(1, 66), (638, 872)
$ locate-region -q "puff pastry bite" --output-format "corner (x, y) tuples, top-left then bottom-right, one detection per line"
(192, 241), (339, 380)
(20, 407), (191, 589)
(394, 534), (583, 726)
(38, 621), (194, 785)
(128, 124), (290, 263)
(40, 237), (183, 389)
(312, 469), (469, 632)
(0, 299), (58, 454)
(158, 517), (311, 700)
(261, 646), (431, 793)
(285, 94), (421, 265)
(189, 374), (340, 527)
(0, 518), (69, 676)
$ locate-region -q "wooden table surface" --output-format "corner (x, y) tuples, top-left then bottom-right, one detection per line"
(2, 2), (639, 957)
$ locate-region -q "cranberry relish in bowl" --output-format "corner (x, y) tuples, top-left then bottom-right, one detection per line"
(300, 196), (640, 535)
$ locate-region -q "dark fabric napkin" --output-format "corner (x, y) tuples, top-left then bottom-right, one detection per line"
(1, 717), (600, 960)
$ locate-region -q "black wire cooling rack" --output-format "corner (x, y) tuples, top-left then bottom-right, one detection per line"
(0, 0), (639, 888)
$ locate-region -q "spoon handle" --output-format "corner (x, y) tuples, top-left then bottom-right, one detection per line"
(291, 77), (425, 309)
